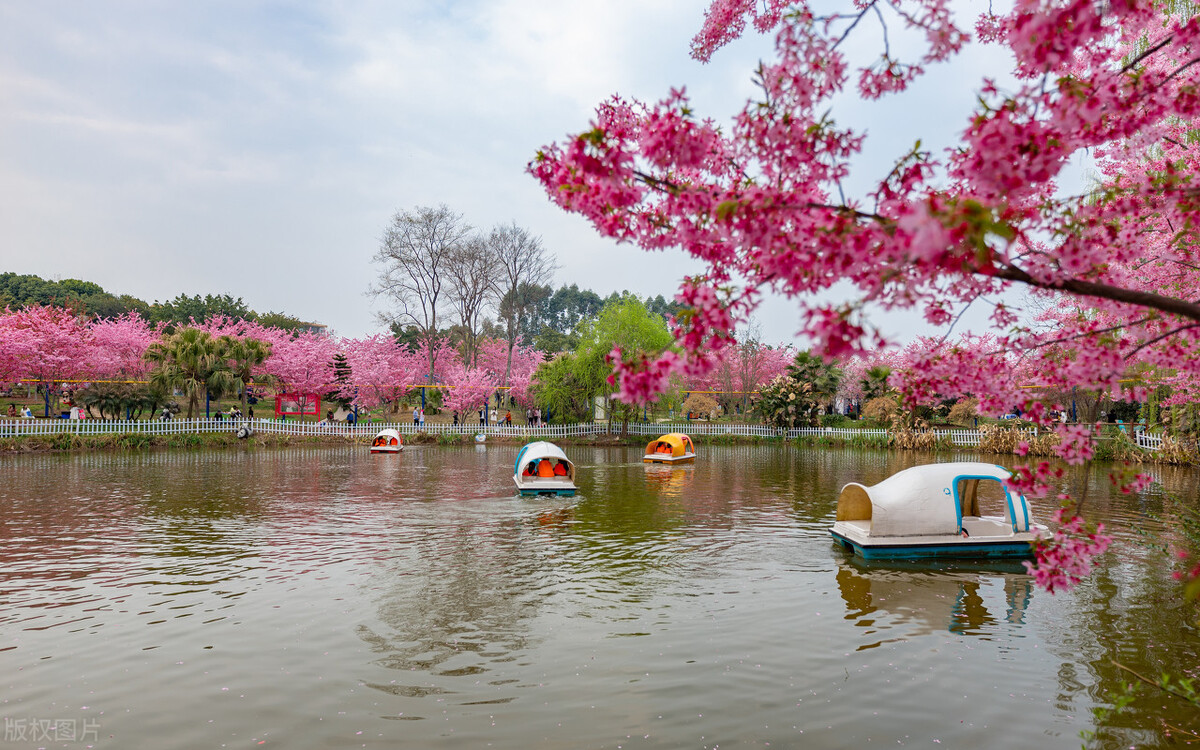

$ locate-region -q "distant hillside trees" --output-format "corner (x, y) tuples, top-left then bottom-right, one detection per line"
(0, 273), (312, 331)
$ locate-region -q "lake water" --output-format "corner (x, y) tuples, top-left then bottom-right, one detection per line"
(1, 444), (1197, 748)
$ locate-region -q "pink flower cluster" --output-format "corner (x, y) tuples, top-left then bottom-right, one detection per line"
(1170, 549), (1200, 594)
(1024, 508), (1113, 594)
(0, 306), (159, 385)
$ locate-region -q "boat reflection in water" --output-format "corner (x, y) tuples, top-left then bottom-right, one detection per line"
(834, 556), (1034, 648)
(642, 464), (694, 497)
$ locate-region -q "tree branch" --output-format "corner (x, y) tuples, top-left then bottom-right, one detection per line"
(993, 265), (1200, 322)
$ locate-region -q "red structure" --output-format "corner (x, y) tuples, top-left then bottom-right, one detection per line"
(275, 393), (321, 418)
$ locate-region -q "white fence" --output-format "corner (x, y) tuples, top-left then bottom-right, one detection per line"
(1136, 431), (1164, 451)
(0, 418), (1172, 453)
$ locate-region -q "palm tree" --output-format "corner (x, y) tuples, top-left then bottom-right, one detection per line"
(144, 328), (228, 419)
(789, 351), (843, 405)
(860, 366), (893, 401)
(219, 336), (273, 417)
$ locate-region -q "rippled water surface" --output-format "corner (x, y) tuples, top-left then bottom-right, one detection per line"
(1, 444), (1198, 748)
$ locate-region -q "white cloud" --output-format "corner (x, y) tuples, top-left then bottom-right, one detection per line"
(0, 0), (1017, 349)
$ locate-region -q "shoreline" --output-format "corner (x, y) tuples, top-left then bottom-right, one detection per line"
(0, 426), (1193, 467)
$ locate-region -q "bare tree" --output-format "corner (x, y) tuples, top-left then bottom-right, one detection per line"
(444, 235), (495, 368)
(734, 321), (771, 415)
(372, 204), (472, 380)
(711, 320), (767, 415)
(488, 222), (556, 387)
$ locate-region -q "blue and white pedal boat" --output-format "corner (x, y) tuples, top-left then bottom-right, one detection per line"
(830, 462), (1047, 560)
(513, 441), (577, 497)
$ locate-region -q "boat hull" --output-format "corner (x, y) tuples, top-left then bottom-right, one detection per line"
(369, 445), (402, 454)
(830, 528), (1037, 560)
(643, 453), (695, 464)
(517, 487), (577, 497)
(514, 477), (576, 497)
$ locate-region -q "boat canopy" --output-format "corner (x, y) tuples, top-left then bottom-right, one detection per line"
(836, 462), (1033, 537)
(371, 429), (402, 447)
(514, 441), (575, 481)
(644, 433), (694, 458)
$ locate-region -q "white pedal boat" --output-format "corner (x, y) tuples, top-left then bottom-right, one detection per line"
(513, 441), (576, 496)
(830, 462), (1047, 560)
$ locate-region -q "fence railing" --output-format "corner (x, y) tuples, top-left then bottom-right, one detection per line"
(1136, 431), (1164, 451)
(0, 417), (1175, 454)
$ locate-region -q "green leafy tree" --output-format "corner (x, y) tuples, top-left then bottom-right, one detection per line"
(530, 353), (594, 423)
(74, 382), (164, 420)
(144, 328), (232, 419)
(788, 351), (842, 405)
(389, 323), (423, 351)
(530, 284), (605, 351)
(756, 376), (820, 429)
(219, 336), (273, 417)
(574, 295), (674, 436)
(754, 351), (843, 428)
(256, 312), (309, 332)
(860, 366), (893, 401)
(644, 294), (685, 321)
(533, 324), (578, 355)
(148, 294), (255, 328)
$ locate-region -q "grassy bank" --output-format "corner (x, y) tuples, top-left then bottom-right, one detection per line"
(0, 430), (362, 453)
(0, 429), (762, 453)
(0, 423), (1192, 467)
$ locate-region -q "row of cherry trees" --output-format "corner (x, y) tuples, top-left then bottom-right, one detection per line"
(0, 305), (807, 418)
(3, 302), (1147, 426)
(0, 306), (551, 415)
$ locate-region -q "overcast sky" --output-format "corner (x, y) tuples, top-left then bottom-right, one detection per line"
(0, 0), (1080, 346)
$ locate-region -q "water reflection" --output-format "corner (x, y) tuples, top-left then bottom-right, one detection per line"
(835, 556), (1034, 649)
(1, 444), (1199, 748)
(355, 507), (551, 717)
(642, 464), (693, 497)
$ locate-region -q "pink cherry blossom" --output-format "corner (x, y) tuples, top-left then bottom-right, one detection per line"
(1025, 508), (1113, 594)
(532, 0), (1200, 594)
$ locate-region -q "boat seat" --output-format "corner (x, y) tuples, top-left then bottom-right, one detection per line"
(960, 516), (1013, 537)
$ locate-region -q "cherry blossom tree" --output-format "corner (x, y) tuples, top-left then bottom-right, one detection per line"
(701, 330), (794, 415)
(836, 350), (902, 405)
(477, 337), (546, 407)
(532, 0), (1200, 588)
(0, 305), (93, 414)
(440, 363), (500, 421)
(411, 337), (459, 386)
(340, 334), (422, 412)
(86, 312), (160, 380)
(188, 315), (316, 410)
(263, 331), (337, 409)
